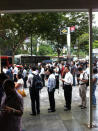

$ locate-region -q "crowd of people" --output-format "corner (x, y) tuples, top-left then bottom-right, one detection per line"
(0, 59), (98, 131)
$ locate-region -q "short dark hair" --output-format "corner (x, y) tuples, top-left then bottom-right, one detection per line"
(0, 73), (8, 83)
(65, 65), (70, 71)
(32, 66), (36, 71)
(3, 79), (15, 90)
(78, 67), (83, 72)
(48, 68), (54, 74)
(18, 73), (22, 79)
(93, 68), (97, 74)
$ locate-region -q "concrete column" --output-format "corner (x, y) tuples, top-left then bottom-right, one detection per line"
(88, 8), (93, 128)
(67, 27), (71, 57)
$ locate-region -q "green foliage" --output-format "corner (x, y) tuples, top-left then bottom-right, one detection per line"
(37, 44), (54, 56)
(0, 12), (89, 57)
(93, 26), (98, 42)
(93, 40), (98, 48)
(78, 33), (89, 54)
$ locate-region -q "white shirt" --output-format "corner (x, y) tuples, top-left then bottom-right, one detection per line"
(22, 69), (27, 78)
(40, 68), (45, 75)
(63, 72), (73, 85)
(17, 78), (24, 91)
(85, 67), (89, 75)
(28, 71), (37, 87)
(48, 74), (56, 92)
(3, 68), (8, 74)
(54, 67), (59, 76)
(13, 67), (18, 75)
(79, 71), (88, 85)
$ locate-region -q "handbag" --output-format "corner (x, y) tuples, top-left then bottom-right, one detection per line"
(17, 89), (26, 97)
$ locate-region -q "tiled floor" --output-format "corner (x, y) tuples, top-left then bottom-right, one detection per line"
(22, 83), (98, 131)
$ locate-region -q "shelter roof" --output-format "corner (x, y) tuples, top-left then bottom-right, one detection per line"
(0, 0), (98, 12)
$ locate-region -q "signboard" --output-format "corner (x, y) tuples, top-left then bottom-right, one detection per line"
(70, 26), (75, 32)
(60, 27), (68, 35)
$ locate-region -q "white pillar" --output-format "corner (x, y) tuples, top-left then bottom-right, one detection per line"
(67, 27), (71, 57)
(88, 8), (93, 128)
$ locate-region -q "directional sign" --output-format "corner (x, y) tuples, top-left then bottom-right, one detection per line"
(60, 27), (68, 35)
(70, 26), (75, 32)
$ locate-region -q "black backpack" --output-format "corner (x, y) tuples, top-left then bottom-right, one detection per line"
(32, 74), (43, 90)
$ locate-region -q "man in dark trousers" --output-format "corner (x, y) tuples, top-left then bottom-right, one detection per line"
(47, 68), (56, 112)
(61, 65), (73, 111)
(28, 66), (40, 116)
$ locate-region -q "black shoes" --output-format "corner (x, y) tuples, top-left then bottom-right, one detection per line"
(78, 105), (83, 107)
(48, 109), (56, 113)
(30, 113), (36, 116)
(78, 105), (87, 109)
(48, 108), (52, 111)
(64, 107), (71, 111)
(37, 111), (40, 114)
(81, 106), (87, 109)
(30, 111), (40, 116)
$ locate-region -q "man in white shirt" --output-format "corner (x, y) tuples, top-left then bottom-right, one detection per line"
(28, 66), (40, 116)
(40, 65), (45, 87)
(78, 67), (88, 109)
(61, 65), (73, 111)
(3, 66), (8, 74)
(22, 68), (27, 88)
(13, 64), (18, 82)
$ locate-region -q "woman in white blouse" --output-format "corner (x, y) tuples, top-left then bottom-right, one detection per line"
(15, 73), (24, 93)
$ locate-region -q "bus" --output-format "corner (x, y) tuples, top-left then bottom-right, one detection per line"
(14, 54), (50, 66)
(0, 56), (12, 67)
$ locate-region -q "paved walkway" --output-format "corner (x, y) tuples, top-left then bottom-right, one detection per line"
(22, 83), (98, 131)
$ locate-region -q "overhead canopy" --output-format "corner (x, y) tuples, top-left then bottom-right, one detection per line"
(0, 0), (98, 12)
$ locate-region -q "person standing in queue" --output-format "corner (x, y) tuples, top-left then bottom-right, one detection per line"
(78, 67), (88, 109)
(28, 66), (40, 116)
(40, 65), (45, 87)
(61, 65), (73, 111)
(47, 68), (56, 112)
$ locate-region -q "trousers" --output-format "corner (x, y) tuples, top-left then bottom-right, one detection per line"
(63, 85), (72, 109)
(79, 84), (87, 107)
(48, 89), (55, 110)
(29, 87), (40, 114)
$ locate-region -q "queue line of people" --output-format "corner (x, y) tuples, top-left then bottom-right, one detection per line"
(0, 60), (98, 131)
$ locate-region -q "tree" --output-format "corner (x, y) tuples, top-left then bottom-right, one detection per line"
(37, 44), (54, 56)
(0, 12), (89, 59)
(78, 33), (89, 53)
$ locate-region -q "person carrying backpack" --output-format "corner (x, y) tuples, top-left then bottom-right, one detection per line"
(28, 66), (42, 116)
